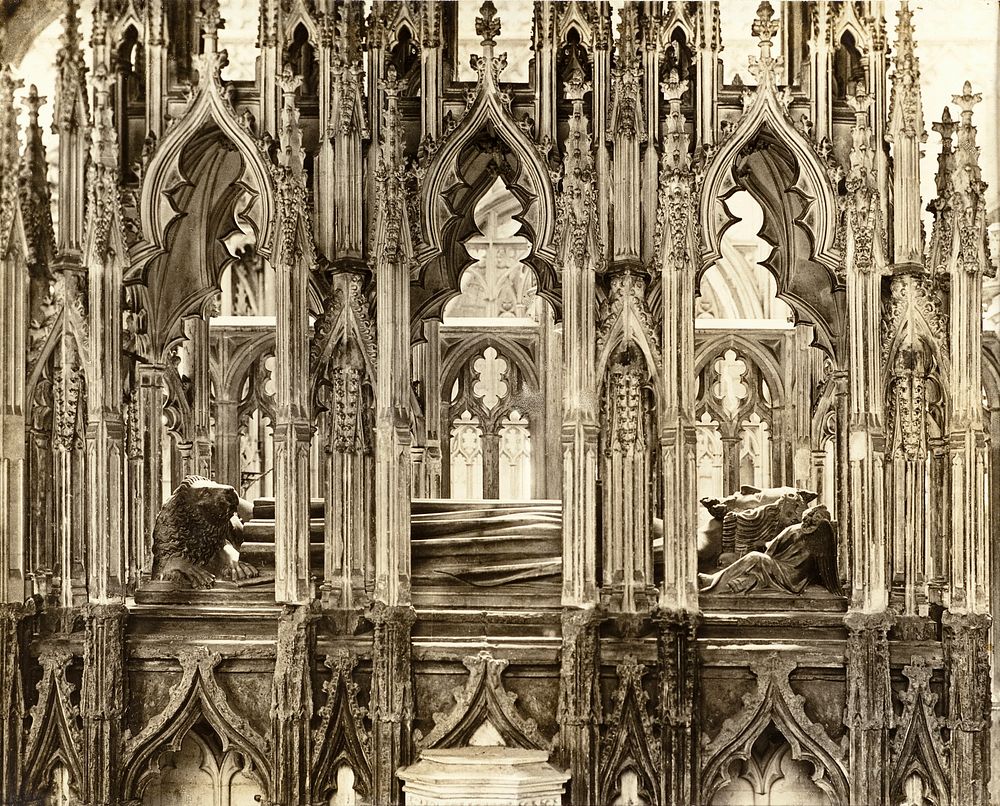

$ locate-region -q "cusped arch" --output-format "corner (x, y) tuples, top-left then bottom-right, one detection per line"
(701, 660), (849, 806)
(700, 87), (843, 354)
(22, 655), (84, 802)
(695, 332), (787, 407)
(121, 652), (271, 801)
(440, 335), (541, 402)
(129, 52), (275, 281)
(415, 30), (558, 327)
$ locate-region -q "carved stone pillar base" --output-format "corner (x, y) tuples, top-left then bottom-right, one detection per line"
(398, 748), (569, 806)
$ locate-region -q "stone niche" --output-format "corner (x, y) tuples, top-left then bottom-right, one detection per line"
(398, 747), (569, 806)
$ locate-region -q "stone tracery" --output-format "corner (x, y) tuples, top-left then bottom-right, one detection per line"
(0, 1), (997, 804)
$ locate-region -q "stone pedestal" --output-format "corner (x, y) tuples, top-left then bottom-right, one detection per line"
(398, 747), (569, 806)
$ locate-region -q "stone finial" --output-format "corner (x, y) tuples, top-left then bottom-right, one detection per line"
(476, 1), (501, 47)
(931, 107), (957, 200)
(23, 84), (45, 127)
(847, 86), (872, 123)
(54, 0), (88, 131)
(661, 68), (688, 106)
(563, 67), (591, 106)
(278, 64), (304, 104)
(932, 106), (957, 149)
(614, 2), (641, 68)
(751, 1), (778, 46)
(952, 80), (981, 127)
(748, 1), (782, 85)
(199, 0), (223, 52)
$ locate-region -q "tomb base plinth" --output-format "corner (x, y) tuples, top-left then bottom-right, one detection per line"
(398, 747), (569, 806)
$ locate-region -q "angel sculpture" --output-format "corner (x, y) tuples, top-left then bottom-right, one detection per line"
(698, 504), (843, 596)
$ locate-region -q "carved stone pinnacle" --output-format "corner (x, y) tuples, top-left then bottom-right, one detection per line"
(23, 85), (45, 124)
(932, 106), (956, 144)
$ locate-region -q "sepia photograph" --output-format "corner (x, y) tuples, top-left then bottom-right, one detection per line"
(0, 0), (998, 803)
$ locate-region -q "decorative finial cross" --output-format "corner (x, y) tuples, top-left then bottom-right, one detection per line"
(748, 1), (781, 85)
(751, 2), (778, 54)
(200, 0), (223, 51)
(476, 1), (501, 47)
(847, 86), (872, 122)
(953, 81), (981, 126)
(661, 69), (687, 105)
(564, 67), (591, 105)
(92, 63), (114, 106)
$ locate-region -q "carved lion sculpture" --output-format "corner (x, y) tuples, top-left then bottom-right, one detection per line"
(151, 476), (259, 589)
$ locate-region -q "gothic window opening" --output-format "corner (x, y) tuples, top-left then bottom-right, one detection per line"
(429, 174), (553, 502)
(696, 348), (773, 506)
(558, 27), (593, 89)
(390, 25), (421, 97)
(286, 23), (319, 102)
(42, 766), (78, 806)
(116, 24), (145, 182)
(833, 31), (866, 100)
(329, 765), (360, 806)
(447, 346), (533, 500)
(662, 27), (694, 105)
(139, 729), (263, 806)
(696, 192), (792, 323)
(709, 724), (832, 805)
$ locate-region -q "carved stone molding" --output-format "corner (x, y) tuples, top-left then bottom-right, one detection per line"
(889, 657), (948, 806)
(598, 656), (661, 805)
(311, 650), (373, 802)
(121, 647), (271, 801)
(700, 654), (849, 805)
(417, 650), (550, 752)
(23, 648), (84, 799)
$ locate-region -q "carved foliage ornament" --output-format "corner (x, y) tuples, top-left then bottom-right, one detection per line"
(599, 657), (661, 806)
(311, 651), (373, 801)
(417, 650), (550, 751)
(23, 650), (84, 799)
(121, 648), (271, 800)
(701, 655), (849, 805)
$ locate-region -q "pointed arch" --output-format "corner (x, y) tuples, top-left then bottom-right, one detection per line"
(700, 83), (843, 354)
(595, 293), (663, 396)
(440, 336), (540, 402)
(889, 660), (949, 806)
(311, 652), (373, 803)
(121, 650), (271, 801)
(598, 658), (661, 806)
(694, 332), (786, 408)
(22, 652), (84, 801)
(701, 657), (849, 806)
(416, 651), (551, 751)
(129, 50), (275, 281)
(415, 35), (558, 325)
